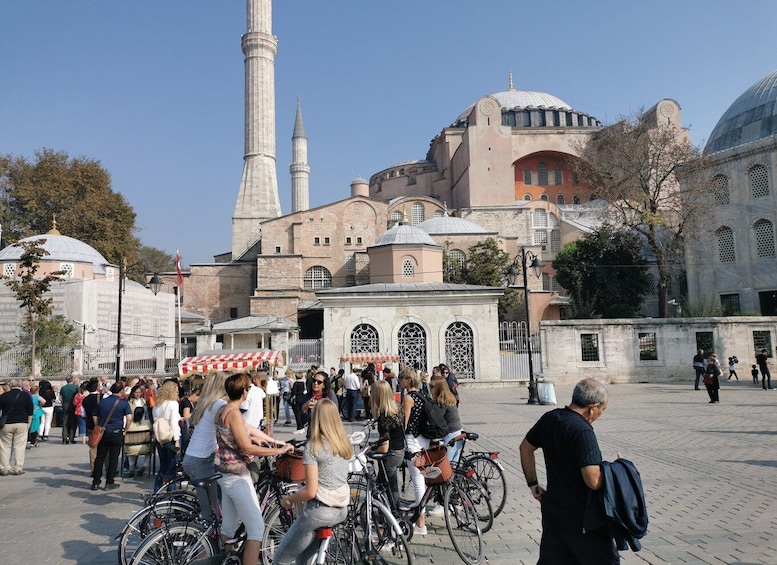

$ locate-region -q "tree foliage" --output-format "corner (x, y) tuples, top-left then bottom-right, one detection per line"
(3, 240), (64, 375)
(570, 107), (713, 317)
(553, 227), (650, 318)
(0, 149), (175, 276)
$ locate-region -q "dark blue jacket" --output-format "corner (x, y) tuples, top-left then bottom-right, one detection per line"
(584, 458), (648, 552)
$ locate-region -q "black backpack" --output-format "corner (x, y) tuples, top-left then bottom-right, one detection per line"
(414, 391), (451, 439)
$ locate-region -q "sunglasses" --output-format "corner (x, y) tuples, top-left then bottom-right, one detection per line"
(313, 379), (325, 384)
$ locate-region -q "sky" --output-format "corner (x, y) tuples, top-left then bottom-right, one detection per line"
(2, 1), (777, 266)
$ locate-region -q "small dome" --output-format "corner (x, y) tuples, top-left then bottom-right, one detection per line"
(374, 224), (439, 247)
(416, 215), (488, 235)
(350, 177), (368, 186)
(706, 69), (777, 153)
(0, 233), (110, 274)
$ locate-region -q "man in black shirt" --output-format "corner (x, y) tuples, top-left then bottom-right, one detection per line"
(0, 378), (34, 475)
(756, 349), (772, 390)
(519, 379), (619, 564)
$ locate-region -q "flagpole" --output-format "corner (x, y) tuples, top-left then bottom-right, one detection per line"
(176, 250), (183, 362)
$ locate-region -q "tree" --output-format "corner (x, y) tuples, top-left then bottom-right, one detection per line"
(570, 107), (713, 317)
(138, 245), (176, 274)
(4, 240), (64, 376)
(553, 227), (650, 318)
(457, 238), (520, 321)
(0, 149), (173, 274)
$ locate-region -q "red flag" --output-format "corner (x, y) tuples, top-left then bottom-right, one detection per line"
(176, 250), (183, 288)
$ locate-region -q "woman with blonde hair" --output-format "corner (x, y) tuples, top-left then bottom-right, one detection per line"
(152, 380), (181, 491)
(275, 399), (352, 564)
(432, 375), (463, 462)
(370, 379), (405, 508)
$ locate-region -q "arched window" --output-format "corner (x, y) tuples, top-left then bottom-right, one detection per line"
(538, 163), (548, 185)
(402, 260), (414, 278)
(523, 194), (532, 201)
(556, 195), (565, 205)
(573, 195), (581, 205)
(304, 265), (332, 289)
(754, 219), (775, 258)
(750, 165), (770, 198)
(448, 249), (465, 268)
(434, 210), (445, 218)
(411, 203), (425, 225)
(716, 227), (735, 262)
(532, 210), (547, 227)
(398, 323), (427, 372)
(350, 323), (379, 353)
(445, 322), (474, 380)
(540, 194), (548, 202)
(713, 175), (730, 205)
(389, 211), (402, 226)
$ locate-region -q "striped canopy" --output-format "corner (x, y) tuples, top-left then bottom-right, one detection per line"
(178, 350), (281, 375)
(339, 352), (400, 363)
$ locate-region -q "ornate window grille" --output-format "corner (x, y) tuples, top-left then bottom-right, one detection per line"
(445, 322), (474, 380)
(398, 323), (427, 372)
(350, 324), (379, 353)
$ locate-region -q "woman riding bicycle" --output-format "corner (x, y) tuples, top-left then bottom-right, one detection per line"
(370, 379), (405, 509)
(215, 373), (294, 565)
(275, 399), (353, 565)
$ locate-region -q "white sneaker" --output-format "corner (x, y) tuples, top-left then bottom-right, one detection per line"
(412, 524), (427, 536)
(426, 504), (444, 517)
(292, 427), (307, 435)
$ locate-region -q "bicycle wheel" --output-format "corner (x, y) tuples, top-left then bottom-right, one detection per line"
(463, 455), (507, 517)
(454, 471), (494, 534)
(153, 473), (196, 497)
(365, 500), (413, 565)
(443, 482), (483, 565)
(117, 499), (199, 565)
(261, 505), (296, 565)
(326, 520), (359, 565)
(128, 522), (215, 565)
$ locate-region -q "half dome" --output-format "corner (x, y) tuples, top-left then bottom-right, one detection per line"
(706, 70), (777, 154)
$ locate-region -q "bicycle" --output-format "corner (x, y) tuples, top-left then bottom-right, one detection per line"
(452, 431), (507, 518)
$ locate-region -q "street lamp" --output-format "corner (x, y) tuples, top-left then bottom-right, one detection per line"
(116, 260), (161, 382)
(507, 247), (544, 404)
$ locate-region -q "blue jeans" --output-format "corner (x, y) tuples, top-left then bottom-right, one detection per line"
(274, 499), (348, 565)
(761, 367), (772, 389)
(182, 452), (218, 521)
(344, 389), (359, 421)
(694, 367), (705, 389)
(154, 442), (178, 491)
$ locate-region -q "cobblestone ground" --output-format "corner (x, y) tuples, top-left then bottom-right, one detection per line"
(1, 380), (776, 564)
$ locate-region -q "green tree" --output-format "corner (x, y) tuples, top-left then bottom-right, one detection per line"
(553, 226), (650, 318)
(3, 240), (64, 375)
(138, 245), (176, 274)
(458, 238), (520, 321)
(570, 107), (712, 317)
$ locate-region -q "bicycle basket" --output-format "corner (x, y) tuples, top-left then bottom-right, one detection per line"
(414, 445), (452, 485)
(276, 449), (305, 481)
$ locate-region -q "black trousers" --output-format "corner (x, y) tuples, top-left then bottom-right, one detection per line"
(539, 519), (619, 565)
(92, 430), (124, 485)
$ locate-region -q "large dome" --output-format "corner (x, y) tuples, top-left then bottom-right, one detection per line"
(706, 70), (777, 154)
(0, 233), (110, 273)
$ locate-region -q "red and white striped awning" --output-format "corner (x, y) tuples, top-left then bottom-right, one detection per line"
(339, 352), (400, 364)
(178, 350), (281, 375)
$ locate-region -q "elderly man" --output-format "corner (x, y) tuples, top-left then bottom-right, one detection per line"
(0, 378), (34, 475)
(519, 378), (620, 564)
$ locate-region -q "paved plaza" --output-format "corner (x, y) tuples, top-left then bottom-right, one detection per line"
(2, 379), (777, 564)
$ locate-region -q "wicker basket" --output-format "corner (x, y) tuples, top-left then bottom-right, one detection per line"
(276, 449), (305, 482)
(414, 445), (453, 486)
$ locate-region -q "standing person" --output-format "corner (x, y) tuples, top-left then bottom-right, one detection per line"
(693, 349), (706, 391)
(241, 372), (267, 430)
(124, 406), (152, 478)
(91, 382), (132, 491)
(360, 368), (374, 420)
(432, 375), (463, 463)
(751, 364), (760, 385)
(727, 357), (739, 381)
(215, 374), (294, 565)
(152, 381), (181, 491)
(82, 379), (101, 472)
(703, 356), (722, 403)
(382, 366), (395, 392)
(399, 367), (431, 536)
(28, 385), (46, 448)
(334, 368), (346, 415)
(756, 349), (772, 390)
(143, 377), (157, 424)
(442, 365), (460, 406)
(343, 367), (361, 422)
(0, 378), (34, 475)
(59, 375), (80, 444)
(275, 399), (352, 565)
(299, 372), (338, 436)
(370, 380), (405, 510)
(280, 369), (293, 425)
(519, 379), (620, 564)
(38, 380), (56, 441)
(290, 372), (308, 433)
(418, 371), (432, 398)
(72, 384), (88, 444)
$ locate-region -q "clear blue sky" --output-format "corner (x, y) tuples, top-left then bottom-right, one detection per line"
(2, 1), (776, 265)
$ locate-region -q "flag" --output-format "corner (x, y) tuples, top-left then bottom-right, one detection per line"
(176, 250), (183, 288)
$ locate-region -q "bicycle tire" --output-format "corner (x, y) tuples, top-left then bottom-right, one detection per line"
(443, 482), (483, 565)
(153, 474), (196, 497)
(326, 520), (359, 565)
(454, 471), (494, 533)
(361, 499), (413, 565)
(117, 499), (199, 565)
(128, 522), (215, 565)
(463, 454), (507, 517)
(261, 504), (296, 565)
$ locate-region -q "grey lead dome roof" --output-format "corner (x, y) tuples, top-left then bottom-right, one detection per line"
(374, 224), (439, 247)
(416, 216), (487, 235)
(0, 233), (110, 273)
(706, 69), (777, 154)
(456, 89), (573, 124)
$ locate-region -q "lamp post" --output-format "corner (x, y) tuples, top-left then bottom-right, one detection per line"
(507, 247), (544, 405)
(115, 259), (162, 382)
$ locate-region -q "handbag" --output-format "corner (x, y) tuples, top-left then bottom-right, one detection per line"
(88, 398), (120, 448)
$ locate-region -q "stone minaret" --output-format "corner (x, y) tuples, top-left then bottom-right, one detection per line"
(290, 97), (310, 213)
(232, 0), (281, 260)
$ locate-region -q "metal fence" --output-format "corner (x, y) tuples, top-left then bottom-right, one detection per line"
(287, 339), (322, 371)
(499, 321), (542, 381)
(0, 347), (74, 378)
